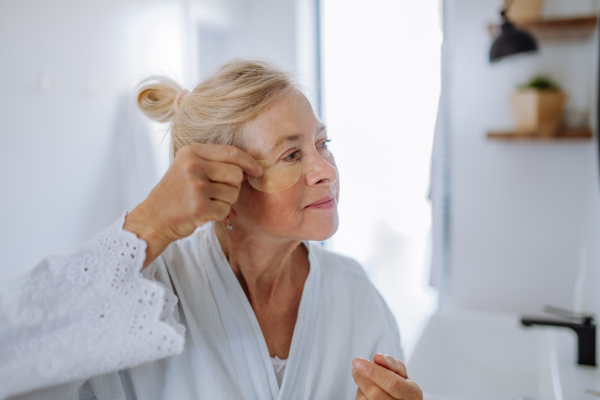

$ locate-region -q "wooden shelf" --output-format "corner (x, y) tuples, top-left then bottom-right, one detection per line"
(488, 16), (598, 40)
(487, 127), (593, 140)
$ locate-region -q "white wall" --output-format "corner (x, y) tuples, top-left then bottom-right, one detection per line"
(0, 0), (303, 281)
(0, 0), (170, 281)
(321, 0), (442, 357)
(194, 0), (322, 108)
(194, 0), (298, 79)
(446, 0), (600, 315)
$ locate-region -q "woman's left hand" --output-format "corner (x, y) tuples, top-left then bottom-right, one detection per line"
(352, 354), (423, 400)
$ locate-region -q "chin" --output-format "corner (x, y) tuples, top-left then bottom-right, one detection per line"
(303, 214), (339, 242)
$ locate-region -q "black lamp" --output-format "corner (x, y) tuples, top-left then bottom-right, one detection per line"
(489, 9), (538, 62)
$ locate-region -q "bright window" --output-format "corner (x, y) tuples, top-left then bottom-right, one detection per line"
(322, 0), (442, 358)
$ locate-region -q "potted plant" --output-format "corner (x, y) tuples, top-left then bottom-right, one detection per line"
(511, 74), (567, 136)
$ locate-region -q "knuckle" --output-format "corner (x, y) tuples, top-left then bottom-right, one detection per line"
(231, 166), (243, 182)
(191, 180), (205, 193)
(229, 188), (240, 203)
(181, 145), (198, 159)
(184, 160), (202, 175)
(215, 203), (231, 220)
(192, 199), (207, 217)
(177, 145), (192, 157)
(220, 167), (233, 182)
(222, 169), (242, 186)
(398, 361), (408, 376)
(220, 185), (236, 202)
(202, 162), (216, 178)
(224, 145), (238, 159)
(365, 385), (381, 399)
(386, 376), (402, 394)
(407, 384), (422, 400)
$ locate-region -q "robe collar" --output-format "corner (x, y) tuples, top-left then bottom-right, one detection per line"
(200, 223), (321, 400)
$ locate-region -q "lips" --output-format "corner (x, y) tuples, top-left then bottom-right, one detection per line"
(306, 194), (335, 208)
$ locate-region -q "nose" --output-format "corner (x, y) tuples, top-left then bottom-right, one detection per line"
(304, 151), (338, 187)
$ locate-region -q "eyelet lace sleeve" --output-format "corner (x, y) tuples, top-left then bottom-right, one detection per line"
(0, 210), (186, 399)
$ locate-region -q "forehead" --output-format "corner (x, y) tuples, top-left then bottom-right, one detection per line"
(244, 90), (324, 156)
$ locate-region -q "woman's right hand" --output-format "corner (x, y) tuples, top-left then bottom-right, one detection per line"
(123, 144), (263, 269)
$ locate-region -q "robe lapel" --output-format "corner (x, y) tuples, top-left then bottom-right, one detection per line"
(201, 223), (320, 400)
(202, 225), (279, 400)
(277, 241), (320, 400)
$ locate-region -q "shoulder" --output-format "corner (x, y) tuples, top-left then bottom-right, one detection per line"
(308, 242), (404, 360)
(307, 241), (389, 312)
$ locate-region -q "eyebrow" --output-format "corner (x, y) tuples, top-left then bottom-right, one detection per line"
(267, 125), (327, 154)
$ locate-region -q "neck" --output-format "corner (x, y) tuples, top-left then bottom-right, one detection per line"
(213, 221), (307, 305)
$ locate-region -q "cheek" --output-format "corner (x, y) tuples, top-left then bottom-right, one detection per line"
(237, 182), (302, 220)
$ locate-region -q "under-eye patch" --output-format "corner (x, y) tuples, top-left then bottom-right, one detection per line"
(248, 159), (302, 193)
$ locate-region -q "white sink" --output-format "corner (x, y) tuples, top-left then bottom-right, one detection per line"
(407, 310), (560, 400)
(549, 325), (600, 400)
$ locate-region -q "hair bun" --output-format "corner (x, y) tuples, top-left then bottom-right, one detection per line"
(136, 75), (182, 123)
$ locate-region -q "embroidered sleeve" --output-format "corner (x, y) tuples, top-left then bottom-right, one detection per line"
(0, 211), (185, 399)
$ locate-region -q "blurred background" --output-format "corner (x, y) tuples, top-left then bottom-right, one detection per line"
(2, 0), (600, 398)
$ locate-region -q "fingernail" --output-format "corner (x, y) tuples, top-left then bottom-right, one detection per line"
(384, 354), (392, 362)
(352, 359), (364, 370)
(351, 368), (357, 376)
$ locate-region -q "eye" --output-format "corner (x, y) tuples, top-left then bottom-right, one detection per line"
(319, 139), (332, 149)
(283, 150), (301, 161)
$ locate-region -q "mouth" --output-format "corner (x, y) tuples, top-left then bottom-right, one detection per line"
(305, 194), (336, 208)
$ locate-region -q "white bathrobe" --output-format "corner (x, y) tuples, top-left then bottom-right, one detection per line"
(0, 211), (403, 400)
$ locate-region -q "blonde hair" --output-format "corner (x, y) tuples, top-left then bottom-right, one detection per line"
(136, 58), (300, 161)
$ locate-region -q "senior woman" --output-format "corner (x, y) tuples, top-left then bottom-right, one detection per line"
(0, 59), (422, 400)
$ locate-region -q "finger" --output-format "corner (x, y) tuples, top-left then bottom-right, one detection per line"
(209, 199), (231, 220)
(188, 144), (263, 177)
(372, 355), (423, 399)
(352, 368), (394, 400)
(373, 354), (408, 379)
(205, 182), (240, 205)
(193, 198), (230, 224)
(356, 387), (367, 400)
(353, 358), (415, 399)
(204, 161), (244, 189)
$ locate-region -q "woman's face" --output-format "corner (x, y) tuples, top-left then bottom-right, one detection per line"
(233, 89), (339, 242)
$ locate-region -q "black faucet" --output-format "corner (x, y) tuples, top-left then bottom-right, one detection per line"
(521, 306), (596, 367)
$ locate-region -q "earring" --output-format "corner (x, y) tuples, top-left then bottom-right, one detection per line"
(227, 217), (233, 230)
